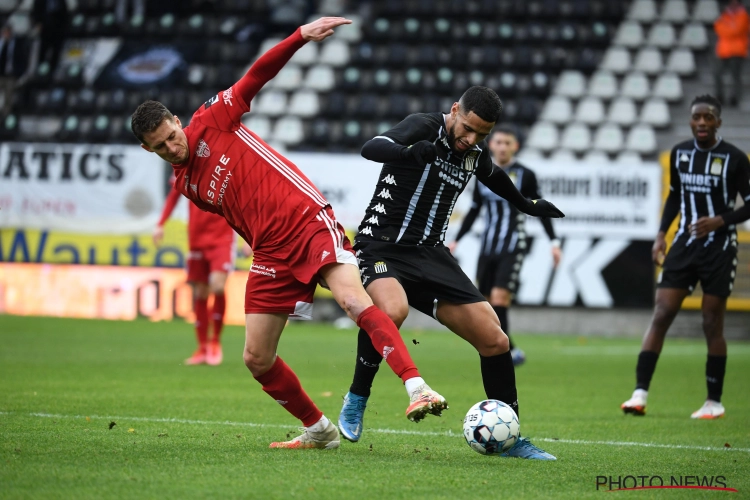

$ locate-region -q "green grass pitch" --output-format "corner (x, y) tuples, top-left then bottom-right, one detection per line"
(1, 314), (749, 499)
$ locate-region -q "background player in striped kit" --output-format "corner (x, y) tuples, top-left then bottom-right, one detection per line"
(621, 95), (750, 419)
(449, 126), (561, 366)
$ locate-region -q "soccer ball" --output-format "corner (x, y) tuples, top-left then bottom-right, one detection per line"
(462, 399), (520, 455)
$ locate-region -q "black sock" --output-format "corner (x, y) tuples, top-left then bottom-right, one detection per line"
(480, 351), (519, 417)
(635, 351), (659, 391)
(492, 305), (515, 350)
(348, 328), (382, 398)
(706, 355), (727, 403)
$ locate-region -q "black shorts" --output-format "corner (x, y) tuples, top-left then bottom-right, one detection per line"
(354, 239), (486, 319)
(657, 236), (738, 298)
(476, 251), (525, 296)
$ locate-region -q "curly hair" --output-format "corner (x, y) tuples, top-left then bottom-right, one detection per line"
(458, 86), (503, 123)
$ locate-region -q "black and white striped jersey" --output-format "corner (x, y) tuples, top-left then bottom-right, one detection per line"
(456, 161), (556, 256)
(665, 138), (750, 247)
(356, 112), (493, 246)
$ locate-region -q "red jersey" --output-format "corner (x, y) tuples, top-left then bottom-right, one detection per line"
(171, 29), (328, 255)
(157, 179), (235, 249)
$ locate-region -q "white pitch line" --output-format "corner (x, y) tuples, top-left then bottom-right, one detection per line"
(2, 411), (749, 453)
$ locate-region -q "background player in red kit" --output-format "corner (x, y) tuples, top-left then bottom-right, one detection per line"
(154, 177), (238, 366)
(130, 17), (448, 450)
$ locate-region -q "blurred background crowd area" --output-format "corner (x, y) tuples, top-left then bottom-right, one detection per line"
(0, 0), (747, 161)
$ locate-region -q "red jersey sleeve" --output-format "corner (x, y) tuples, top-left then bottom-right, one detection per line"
(157, 176), (182, 226)
(190, 28), (307, 131)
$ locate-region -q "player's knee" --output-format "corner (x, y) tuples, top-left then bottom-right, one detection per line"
(476, 330), (510, 357)
(652, 302), (678, 328)
(379, 303), (408, 327)
(702, 312), (723, 336)
(243, 348), (272, 377)
(337, 290), (372, 319)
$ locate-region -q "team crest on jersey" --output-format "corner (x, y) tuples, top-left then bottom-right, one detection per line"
(374, 261), (388, 273)
(710, 157), (724, 175)
(463, 150), (480, 172)
(204, 94), (219, 108)
(196, 139), (211, 158)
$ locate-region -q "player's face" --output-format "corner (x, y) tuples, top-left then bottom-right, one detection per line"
(447, 103), (495, 153)
(689, 103), (721, 147)
(140, 116), (189, 164)
(489, 132), (519, 165)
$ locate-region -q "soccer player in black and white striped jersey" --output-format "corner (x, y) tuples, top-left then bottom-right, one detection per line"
(621, 95), (750, 419)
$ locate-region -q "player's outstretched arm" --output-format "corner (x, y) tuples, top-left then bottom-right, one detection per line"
(478, 165), (565, 218)
(153, 185), (182, 246)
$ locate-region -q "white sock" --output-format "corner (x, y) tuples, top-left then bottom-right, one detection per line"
(307, 415), (330, 433)
(404, 377), (426, 396)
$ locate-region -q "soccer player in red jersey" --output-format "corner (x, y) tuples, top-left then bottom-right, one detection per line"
(131, 17), (447, 450)
(154, 177), (237, 366)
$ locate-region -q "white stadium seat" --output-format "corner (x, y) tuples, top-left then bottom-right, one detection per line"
(288, 90), (320, 117)
(560, 123), (592, 153)
(526, 122), (560, 152)
(678, 23), (709, 50)
(661, 0), (689, 23)
(614, 21), (645, 48)
(290, 42), (318, 66)
(253, 90), (288, 117)
(633, 47), (663, 75)
(653, 72), (683, 102)
(666, 48), (696, 75)
(554, 70), (586, 98)
(582, 150), (611, 165)
(628, 0), (658, 23)
(550, 149), (577, 162)
(641, 98), (671, 128)
(303, 65), (335, 91)
(600, 47), (632, 74)
(270, 116), (304, 146)
(318, 39), (350, 66)
(693, 0), (720, 23)
(608, 97), (638, 126)
(334, 14), (362, 42)
(269, 65), (302, 91)
(575, 96), (606, 125)
(615, 151), (644, 164)
(540, 95), (573, 124)
(588, 71), (618, 100)
(621, 72), (651, 101)
(241, 115), (271, 138)
(647, 23), (676, 49)
(593, 123), (625, 153)
(517, 148), (545, 162)
(626, 125), (657, 154)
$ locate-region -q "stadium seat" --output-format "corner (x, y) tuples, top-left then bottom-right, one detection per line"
(67, 89), (97, 115)
(653, 72), (683, 102)
(692, 0), (720, 23)
(335, 14), (362, 42)
(322, 91), (347, 118)
(621, 72), (651, 101)
(593, 123), (624, 153)
(588, 70), (618, 100)
(270, 116), (304, 146)
(575, 96), (606, 125)
(560, 122), (591, 153)
(613, 21), (644, 48)
(530, 71), (551, 96)
(582, 149), (611, 164)
(303, 65), (335, 92)
(516, 97), (540, 124)
(540, 95), (573, 124)
(661, 0), (689, 23)
(352, 93), (380, 118)
(351, 42), (375, 67)
(641, 98), (671, 128)
(290, 43), (318, 66)
(627, 0), (658, 23)
(58, 115), (82, 142)
(633, 47), (663, 75)
(666, 48), (696, 75)
(554, 70), (586, 98)
(625, 125), (657, 154)
(647, 23), (676, 49)
(0, 113), (19, 141)
(241, 115), (271, 137)
(288, 90), (319, 117)
(678, 23), (709, 50)
(338, 67), (363, 92)
(607, 97), (638, 126)
(268, 65), (302, 91)
(318, 39), (350, 66)
(549, 149), (577, 162)
(615, 151), (644, 164)
(516, 148), (544, 162)
(341, 119), (365, 147)
(600, 47), (632, 74)
(526, 121), (559, 152)
(253, 90), (287, 116)
(88, 115), (111, 143)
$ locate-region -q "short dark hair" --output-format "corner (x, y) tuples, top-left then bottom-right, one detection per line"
(131, 100), (173, 143)
(690, 94), (722, 117)
(458, 86), (503, 123)
(490, 125), (520, 141)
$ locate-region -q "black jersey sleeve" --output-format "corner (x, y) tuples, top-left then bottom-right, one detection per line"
(477, 164), (533, 213)
(360, 114), (436, 163)
(454, 179), (482, 242)
(721, 153), (750, 226)
(523, 169), (557, 241)
(659, 147), (682, 233)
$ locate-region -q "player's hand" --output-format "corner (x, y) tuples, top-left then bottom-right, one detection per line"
(300, 17), (352, 42)
(689, 216), (724, 239)
(652, 232), (667, 266)
(242, 242), (254, 258)
(152, 225), (164, 246)
(408, 140), (438, 167)
(447, 241), (458, 254)
(526, 199), (565, 218)
(551, 245), (562, 268)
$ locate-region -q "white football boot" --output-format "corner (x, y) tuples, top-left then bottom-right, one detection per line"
(621, 389), (648, 416)
(690, 400), (725, 420)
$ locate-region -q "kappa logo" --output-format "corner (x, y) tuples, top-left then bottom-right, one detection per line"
(374, 261), (387, 273)
(372, 203), (387, 214)
(382, 346), (394, 359)
(362, 275), (370, 285)
(679, 153), (690, 162)
(359, 266), (368, 276)
(321, 250), (330, 261)
(463, 150), (480, 172)
(377, 188), (393, 200)
(382, 174), (397, 185)
(365, 215), (380, 226)
(360, 226), (374, 236)
(196, 139), (211, 158)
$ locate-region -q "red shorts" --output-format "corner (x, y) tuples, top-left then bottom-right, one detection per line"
(245, 207), (357, 319)
(186, 244), (235, 284)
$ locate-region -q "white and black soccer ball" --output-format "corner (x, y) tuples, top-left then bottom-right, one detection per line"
(463, 399), (520, 455)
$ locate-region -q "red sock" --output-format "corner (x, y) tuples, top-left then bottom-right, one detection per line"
(194, 298), (209, 348)
(356, 305), (420, 383)
(211, 293), (226, 342)
(254, 356), (323, 427)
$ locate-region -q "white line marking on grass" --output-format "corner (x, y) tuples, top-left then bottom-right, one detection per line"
(2, 411), (748, 453)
